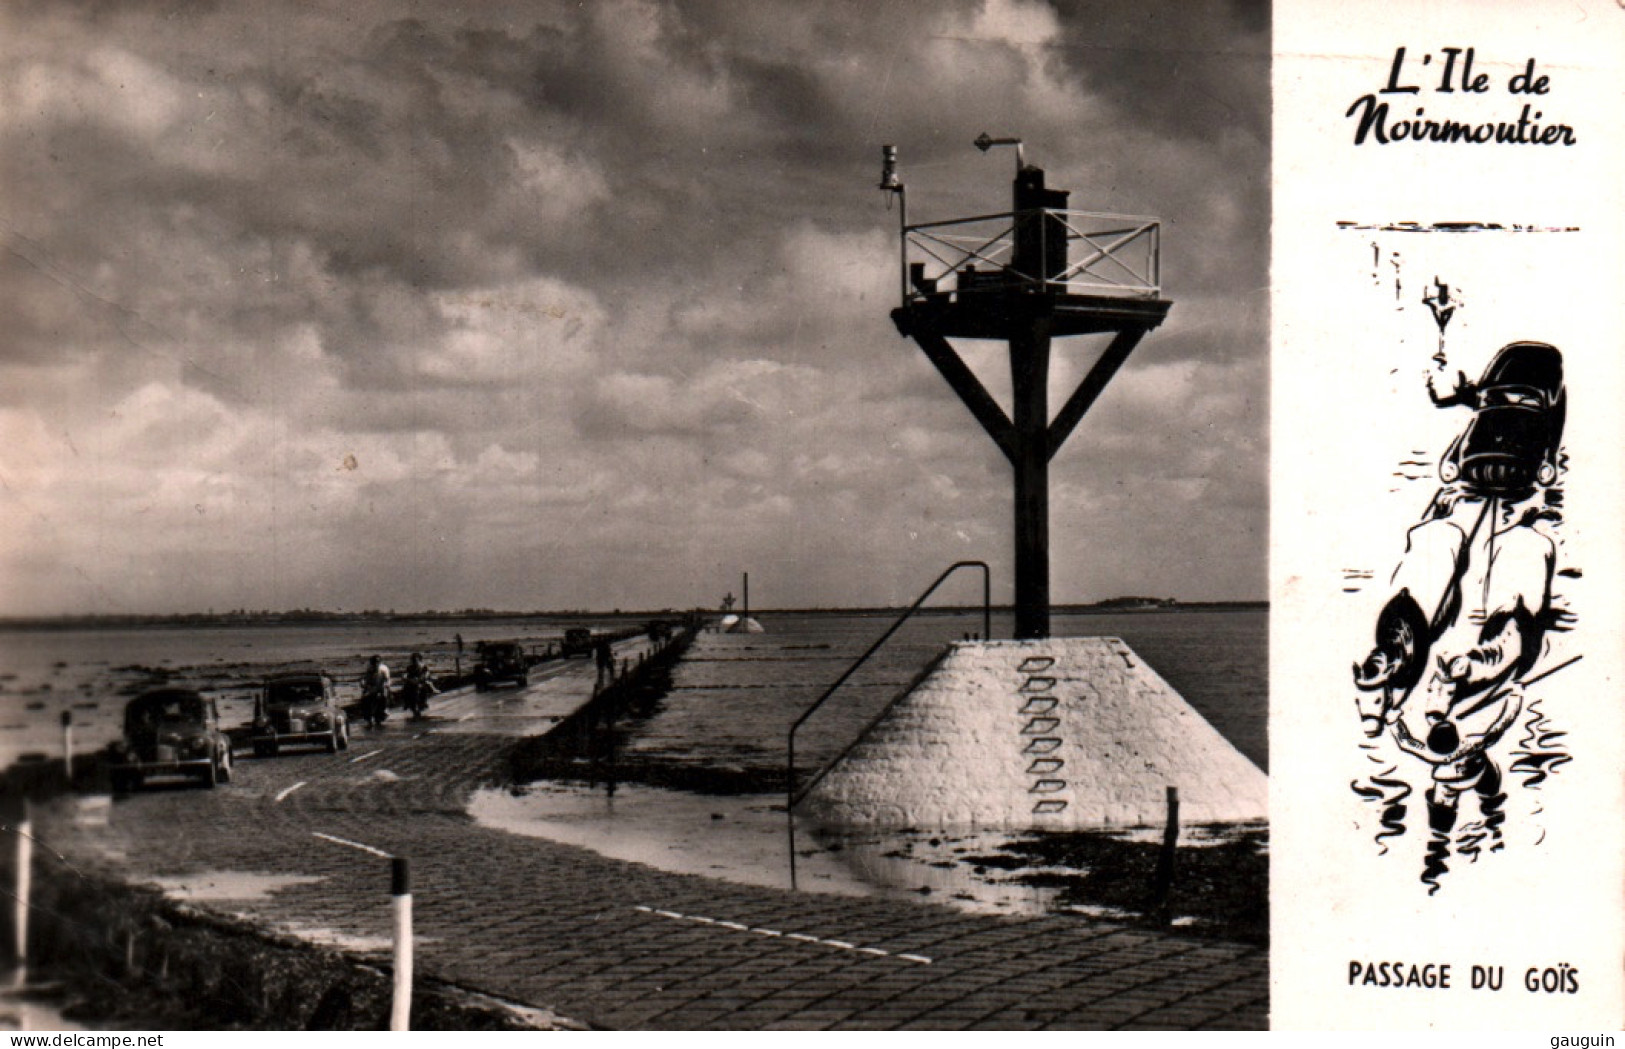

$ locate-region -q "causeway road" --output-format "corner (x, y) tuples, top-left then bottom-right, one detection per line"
(47, 634), (1266, 1030)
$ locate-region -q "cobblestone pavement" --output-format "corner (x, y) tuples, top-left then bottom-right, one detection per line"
(46, 639), (1267, 1030)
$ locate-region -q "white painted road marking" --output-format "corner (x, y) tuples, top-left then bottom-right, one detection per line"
(349, 749), (383, 764)
(631, 905), (931, 964)
(312, 832), (392, 859)
(274, 781), (307, 803)
(453, 713), (570, 720)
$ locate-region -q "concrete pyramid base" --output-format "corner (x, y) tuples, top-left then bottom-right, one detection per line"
(797, 638), (1267, 830)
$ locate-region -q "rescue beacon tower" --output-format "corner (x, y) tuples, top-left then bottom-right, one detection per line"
(884, 137), (1171, 639)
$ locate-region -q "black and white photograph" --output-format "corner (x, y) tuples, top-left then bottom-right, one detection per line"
(0, 0), (1273, 1031)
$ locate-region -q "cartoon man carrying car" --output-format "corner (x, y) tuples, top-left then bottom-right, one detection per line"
(1353, 341), (1565, 832)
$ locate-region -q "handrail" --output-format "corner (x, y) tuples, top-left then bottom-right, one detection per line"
(785, 560), (990, 888)
(908, 207), (1163, 232)
(902, 208), (1161, 302)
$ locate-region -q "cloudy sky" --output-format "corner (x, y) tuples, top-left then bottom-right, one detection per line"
(0, 0), (1267, 616)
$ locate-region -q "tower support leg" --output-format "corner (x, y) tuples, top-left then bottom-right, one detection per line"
(1011, 330), (1051, 640)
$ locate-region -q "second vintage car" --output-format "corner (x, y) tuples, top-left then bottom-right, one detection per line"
(252, 666), (349, 756)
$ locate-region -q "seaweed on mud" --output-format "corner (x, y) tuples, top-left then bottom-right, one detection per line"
(990, 827), (1269, 945)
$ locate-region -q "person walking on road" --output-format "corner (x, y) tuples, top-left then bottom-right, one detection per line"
(594, 638), (614, 690)
(362, 654), (392, 728)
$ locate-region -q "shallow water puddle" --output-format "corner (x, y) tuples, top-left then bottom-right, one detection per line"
(150, 870), (324, 902)
(473, 783), (871, 896)
(277, 925), (396, 954)
(471, 783), (1066, 916)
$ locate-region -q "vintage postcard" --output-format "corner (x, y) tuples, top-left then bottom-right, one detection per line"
(0, 0), (1272, 1033)
(2, 0), (1619, 1036)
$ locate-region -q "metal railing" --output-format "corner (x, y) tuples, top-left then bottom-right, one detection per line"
(903, 209), (1161, 307)
(785, 560), (990, 888)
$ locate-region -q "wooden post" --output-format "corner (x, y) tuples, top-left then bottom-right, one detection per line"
(605, 688), (618, 799)
(14, 800), (31, 986)
(390, 857), (412, 1031)
(60, 710), (74, 785)
(1150, 786), (1179, 924)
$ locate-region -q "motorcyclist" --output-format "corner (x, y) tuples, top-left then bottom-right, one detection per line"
(362, 654), (391, 728)
(403, 652), (437, 720)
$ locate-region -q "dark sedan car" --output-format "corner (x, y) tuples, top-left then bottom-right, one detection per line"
(253, 668), (349, 757)
(560, 628), (594, 659)
(109, 688), (233, 792)
(474, 641), (529, 691)
(1437, 341), (1565, 496)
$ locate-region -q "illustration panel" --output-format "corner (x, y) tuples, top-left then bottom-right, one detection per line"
(1338, 227), (1578, 897)
(1272, 0), (1625, 1029)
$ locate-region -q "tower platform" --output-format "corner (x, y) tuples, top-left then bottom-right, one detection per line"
(893, 292), (1171, 341)
(797, 638), (1266, 829)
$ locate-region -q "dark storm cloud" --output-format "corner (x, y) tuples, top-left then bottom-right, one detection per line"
(1048, 0), (1269, 147)
(0, 0), (1269, 614)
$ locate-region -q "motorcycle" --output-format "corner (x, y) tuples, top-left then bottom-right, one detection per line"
(402, 676), (437, 720)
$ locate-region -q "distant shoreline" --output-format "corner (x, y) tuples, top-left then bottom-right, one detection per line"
(0, 601), (1267, 633)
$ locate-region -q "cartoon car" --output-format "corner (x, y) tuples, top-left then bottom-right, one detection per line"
(252, 667), (349, 757)
(108, 688), (233, 792)
(1436, 341), (1565, 496)
(474, 641), (529, 691)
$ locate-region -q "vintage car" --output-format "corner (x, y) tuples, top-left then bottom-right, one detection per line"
(1437, 341), (1565, 496)
(108, 688), (233, 792)
(474, 641), (529, 691)
(560, 628), (594, 659)
(253, 667), (349, 756)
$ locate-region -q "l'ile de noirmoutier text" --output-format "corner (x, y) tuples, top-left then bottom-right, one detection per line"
(1346, 47), (1577, 147)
